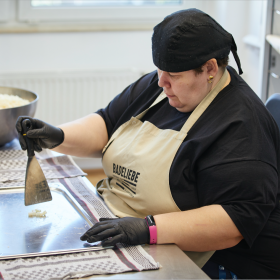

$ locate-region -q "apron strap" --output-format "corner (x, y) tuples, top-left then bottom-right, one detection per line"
(135, 91), (166, 120)
(137, 68), (229, 134)
(102, 92), (166, 153)
(180, 69), (229, 135)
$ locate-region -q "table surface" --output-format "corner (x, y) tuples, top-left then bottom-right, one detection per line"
(0, 141), (210, 279)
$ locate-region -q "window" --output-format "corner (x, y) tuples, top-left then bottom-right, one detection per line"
(18, 0), (195, 29)
(0, 0), (9, 22)
(31, 1), (182, 8)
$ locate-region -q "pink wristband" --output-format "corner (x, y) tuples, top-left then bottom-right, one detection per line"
(145, 216), (157, 245)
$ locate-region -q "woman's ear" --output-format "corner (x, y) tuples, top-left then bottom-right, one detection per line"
(204, 59), (219, 76)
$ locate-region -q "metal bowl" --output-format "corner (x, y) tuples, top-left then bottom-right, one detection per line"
(0, 86), (38, 147)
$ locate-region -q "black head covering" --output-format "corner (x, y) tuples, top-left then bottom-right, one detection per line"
(152, 8), (243, 75)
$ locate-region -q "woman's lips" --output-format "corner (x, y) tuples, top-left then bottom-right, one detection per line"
(165, 93), (176, 98)
(163, 89), (176, 98)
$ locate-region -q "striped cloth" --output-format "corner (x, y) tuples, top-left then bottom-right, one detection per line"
(0, 139), (86, 187)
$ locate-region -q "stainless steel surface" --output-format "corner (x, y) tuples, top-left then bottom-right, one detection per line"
(0, 182), (109, 260)
(25, 155), (52, 206)
(0, 86), (38, 146)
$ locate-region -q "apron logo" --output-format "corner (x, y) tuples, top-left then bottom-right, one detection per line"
(113, 163), (140, 197)
(113, 163), (140, 183)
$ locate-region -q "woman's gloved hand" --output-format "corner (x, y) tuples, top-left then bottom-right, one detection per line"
(16, 116), (64, 153)
(80, 217), (149, 247)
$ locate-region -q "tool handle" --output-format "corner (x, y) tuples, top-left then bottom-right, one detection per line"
(22, 119), (35, 157)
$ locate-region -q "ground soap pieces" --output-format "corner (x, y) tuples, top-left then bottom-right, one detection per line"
(28, 209), (47, 218)
(0, 93), (29, 109)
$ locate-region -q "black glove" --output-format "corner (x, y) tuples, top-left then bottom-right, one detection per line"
(80, 217), (149, 247)
(16, 116), (64, 153)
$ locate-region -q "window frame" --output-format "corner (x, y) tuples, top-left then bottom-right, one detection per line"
(17, 0), (194, 26)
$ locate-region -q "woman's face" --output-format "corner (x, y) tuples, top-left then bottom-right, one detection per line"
(157, 68), (211, 113)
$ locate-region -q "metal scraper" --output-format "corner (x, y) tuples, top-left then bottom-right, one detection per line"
(22, 119), (52, 206)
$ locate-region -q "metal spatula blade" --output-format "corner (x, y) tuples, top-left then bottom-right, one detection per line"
(25, 156), (52, 206)
(22, 119), (52, 206)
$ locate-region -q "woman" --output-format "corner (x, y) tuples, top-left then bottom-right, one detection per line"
(16, 9), (280, 279)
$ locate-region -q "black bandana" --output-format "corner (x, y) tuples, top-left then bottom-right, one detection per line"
(152, 8), (243, 75)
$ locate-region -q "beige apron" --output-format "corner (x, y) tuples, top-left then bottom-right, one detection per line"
(97, 69), (229, 268)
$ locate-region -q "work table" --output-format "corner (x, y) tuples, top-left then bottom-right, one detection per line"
(0, 140), (209, 279)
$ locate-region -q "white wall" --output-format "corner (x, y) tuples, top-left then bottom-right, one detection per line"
(0, 31), (155, 74)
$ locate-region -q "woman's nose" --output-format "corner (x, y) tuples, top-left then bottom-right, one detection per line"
(158, 71), (171, 88)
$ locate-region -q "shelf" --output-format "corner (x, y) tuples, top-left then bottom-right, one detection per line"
(266, 34), (280, 55)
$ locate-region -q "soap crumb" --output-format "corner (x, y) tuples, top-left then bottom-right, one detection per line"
(28, 209), (47, 218)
